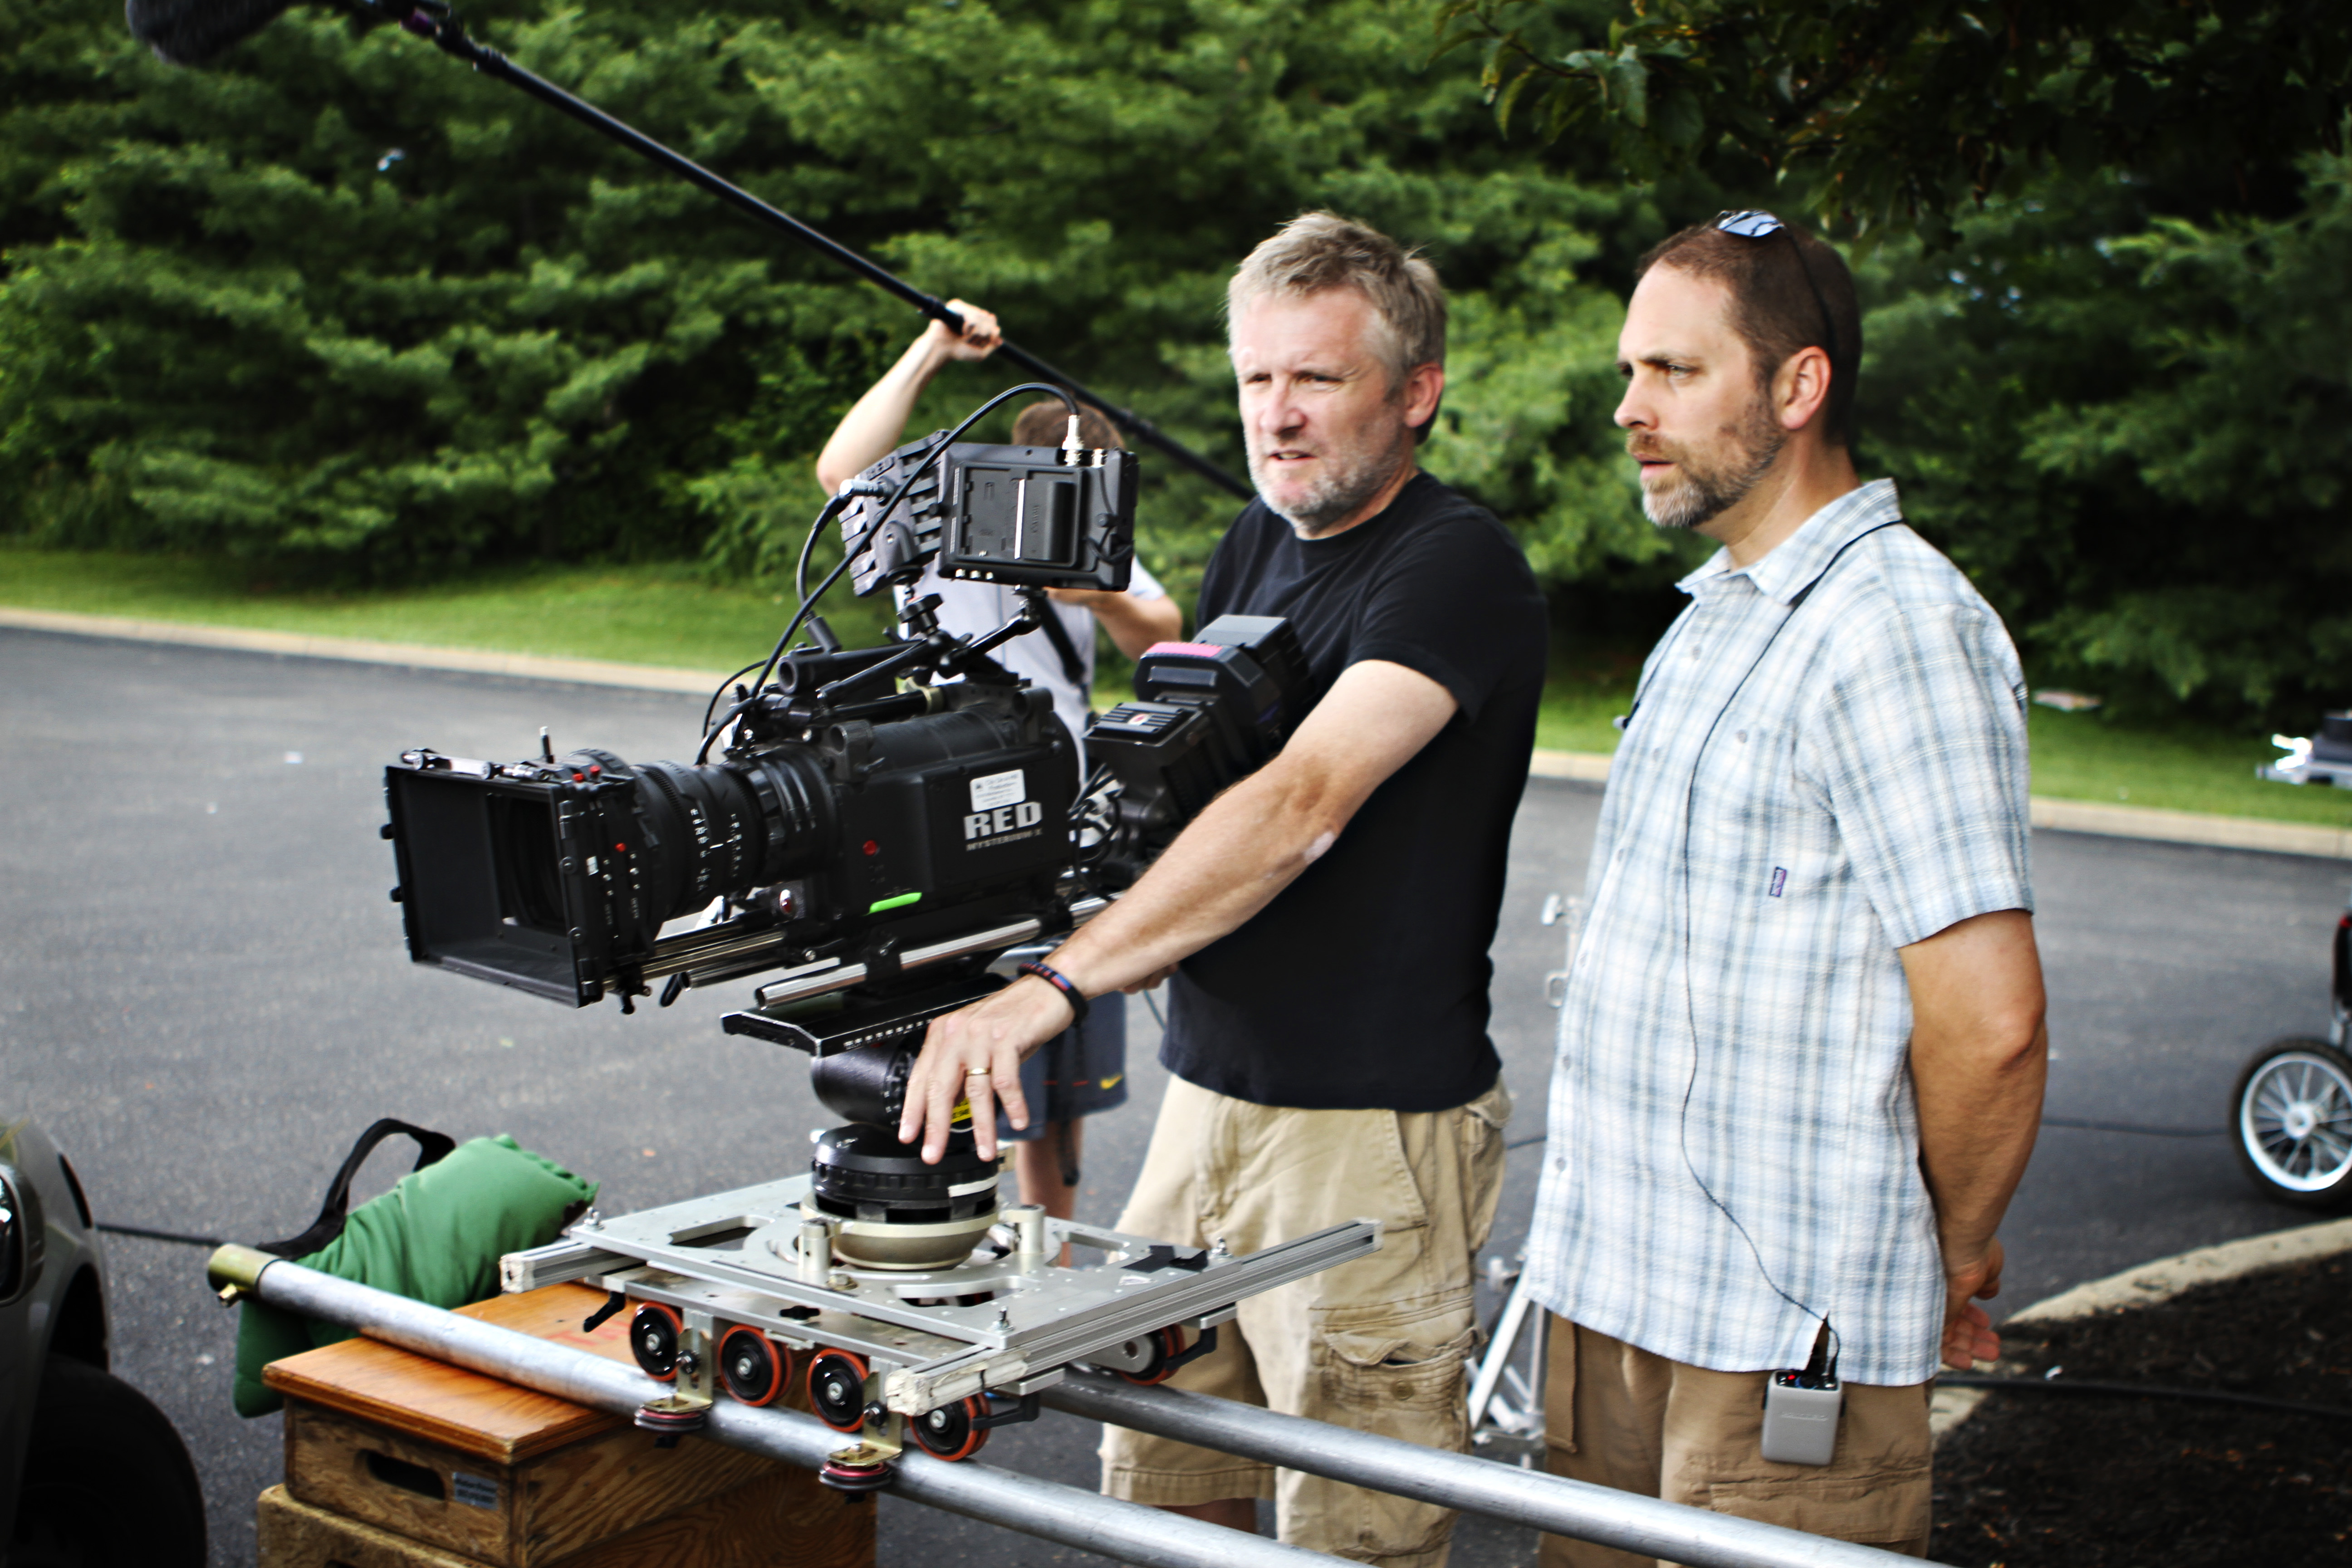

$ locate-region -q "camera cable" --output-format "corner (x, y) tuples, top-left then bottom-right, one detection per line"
(795, 489), (845, 611)
(698, 485), (860, 737)
(2039, 1117), (2222, 1137)
(1936, 1372), (2352, 1423)
(697, 383), (1083, 762)
(694, 468), (903, 737)
(94, 1221), (226, 1248)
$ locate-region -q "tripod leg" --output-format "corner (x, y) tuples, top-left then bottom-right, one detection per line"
(1468, 1274), (1534, 1427)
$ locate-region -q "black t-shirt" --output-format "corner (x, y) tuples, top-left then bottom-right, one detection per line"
(1161, 471), (1548, 1112)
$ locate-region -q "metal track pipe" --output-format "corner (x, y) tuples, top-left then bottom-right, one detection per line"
(218, 1251), (1335, 1568)
(1045, 1370), (1942, 1568)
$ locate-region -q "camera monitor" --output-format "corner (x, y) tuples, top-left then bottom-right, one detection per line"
(842, 438), (1137, 598)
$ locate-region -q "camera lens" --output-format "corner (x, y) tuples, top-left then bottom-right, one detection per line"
(570, 748), (835, 930)
(632, 759), (777, 918)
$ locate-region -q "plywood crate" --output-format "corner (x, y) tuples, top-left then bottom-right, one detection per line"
(260, 1283), (871, 1568)
(255, 1474), (868, 1568)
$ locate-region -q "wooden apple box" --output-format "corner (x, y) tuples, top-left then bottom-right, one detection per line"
(258, 1283), (872, 1568)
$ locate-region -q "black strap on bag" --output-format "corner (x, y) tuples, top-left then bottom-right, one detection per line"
(257, 1119), (457, 1259)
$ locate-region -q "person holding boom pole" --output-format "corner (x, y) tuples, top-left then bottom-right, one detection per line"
(814, 300), (1183, 1224)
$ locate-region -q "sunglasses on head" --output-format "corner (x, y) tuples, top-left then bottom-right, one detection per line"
(1714, 210), (1840, 373)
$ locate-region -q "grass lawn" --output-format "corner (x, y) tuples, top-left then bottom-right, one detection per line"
(6, 543), (2346, 829)
(2018, 706), (2352, 826)
(0, 543), (894, 674)
(1536, 668), (2352, 828)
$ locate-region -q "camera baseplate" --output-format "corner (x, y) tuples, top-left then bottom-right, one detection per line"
(502, 1178), (1380, 1472)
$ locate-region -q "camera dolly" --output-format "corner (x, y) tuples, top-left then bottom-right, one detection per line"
(503, 1186), (1379, 1485)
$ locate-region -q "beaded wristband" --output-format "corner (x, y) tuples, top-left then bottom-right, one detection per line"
(1016, 960), (1090, 1026)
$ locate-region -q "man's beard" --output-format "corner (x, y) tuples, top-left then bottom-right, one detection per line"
(1633, 396), (1786, 531)
(1248, 413), (1415, 534)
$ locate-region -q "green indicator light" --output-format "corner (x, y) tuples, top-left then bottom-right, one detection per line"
(868, 892), (922, 914)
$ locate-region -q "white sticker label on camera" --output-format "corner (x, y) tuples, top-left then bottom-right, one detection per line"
(970, 770), (1027, 812)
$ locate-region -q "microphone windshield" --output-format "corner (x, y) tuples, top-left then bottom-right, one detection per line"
(125, 0), (304, 65)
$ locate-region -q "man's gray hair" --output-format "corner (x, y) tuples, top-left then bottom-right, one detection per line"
(1226, 211), (1447, 387)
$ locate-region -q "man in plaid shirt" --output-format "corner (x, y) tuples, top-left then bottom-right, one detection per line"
(1522, 216), (2049, 1563)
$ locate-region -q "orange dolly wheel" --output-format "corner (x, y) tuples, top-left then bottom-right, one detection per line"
(908, 1395), (993, 1462)
(1115, 1325), (1192, 1387)
(718, 1324), (793, 1406)
(628, 1303), (683, 1382)
(805, 1348), (871, 1432)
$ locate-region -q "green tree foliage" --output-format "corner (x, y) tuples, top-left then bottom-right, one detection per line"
(1436, 0), (2352, 240)
(1424, 0), (2352, 722)
(15, 1), (2340, 726)
(1859, 155), (2352, 722)
(0, 0), (1664, 600)
(1, 0), (851, 573)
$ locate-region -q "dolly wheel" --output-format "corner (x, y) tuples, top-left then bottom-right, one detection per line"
(1116, 1326), (1192, 1387)
(719, 1325), (791, 1406)
(909, 1396), (992, 1462)
(807, 1349), (871, 1433)
(629, 1303), (683, 1382)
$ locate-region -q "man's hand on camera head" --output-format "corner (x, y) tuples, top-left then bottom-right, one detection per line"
(925, 299), (1002, 363)
(899, 970), (1078, 1164)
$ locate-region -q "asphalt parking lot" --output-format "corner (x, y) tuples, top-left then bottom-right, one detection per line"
(4, 626), (2343, 1566)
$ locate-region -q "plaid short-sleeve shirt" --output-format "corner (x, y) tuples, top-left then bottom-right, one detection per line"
(1523, 480), (2032, 1387)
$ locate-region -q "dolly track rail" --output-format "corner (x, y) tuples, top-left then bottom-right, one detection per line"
(212, 1248), (1333, 1568)
(214, 1247), (1943, 1568)
(1044, 1372), (1940, 1568)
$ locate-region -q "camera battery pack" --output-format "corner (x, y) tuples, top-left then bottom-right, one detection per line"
(1759, 1372), (1842, 1466)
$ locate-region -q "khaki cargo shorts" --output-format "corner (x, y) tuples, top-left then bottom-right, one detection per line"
(1100, 1073), (1511, 1568)
(1540, 1316), (1934, 1567)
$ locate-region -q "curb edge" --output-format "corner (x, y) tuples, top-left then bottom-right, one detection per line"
(9, 606), (2347, 859)
(1932, 1215), (2352, 1441)
(0, 606), (727, 694)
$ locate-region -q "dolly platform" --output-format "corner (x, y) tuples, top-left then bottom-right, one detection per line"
(500, 1178), (1380, 1471)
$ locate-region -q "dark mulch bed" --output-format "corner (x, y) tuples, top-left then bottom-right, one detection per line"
(1931, 1252), (2352, 1566)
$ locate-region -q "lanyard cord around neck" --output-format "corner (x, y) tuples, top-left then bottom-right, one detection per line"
(1660, 518), (1900, 1377)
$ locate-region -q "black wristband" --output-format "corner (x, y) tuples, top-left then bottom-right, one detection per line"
(1017, 961), (1089, 1026)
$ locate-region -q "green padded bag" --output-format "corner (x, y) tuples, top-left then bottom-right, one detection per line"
(232, 1124), (596, 1417)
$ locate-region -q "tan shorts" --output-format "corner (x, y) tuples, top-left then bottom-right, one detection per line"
(1539, 1315), (1933, 1568)
(1099, 1074), (1512, 1567)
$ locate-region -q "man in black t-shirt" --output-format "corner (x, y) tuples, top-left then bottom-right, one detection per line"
(904, 212), (1548, 1563)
